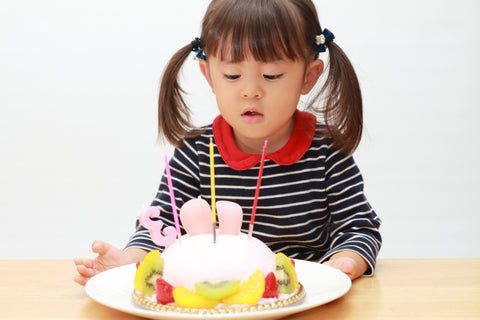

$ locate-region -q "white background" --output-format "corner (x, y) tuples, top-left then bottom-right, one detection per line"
(1, 0), (479, 260)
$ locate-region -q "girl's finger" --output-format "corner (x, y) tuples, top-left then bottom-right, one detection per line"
(73, 274), (89, 286)
(91, 240), (111, 257)
(76, 264), (97, 277)
(74, 257), (96, 269)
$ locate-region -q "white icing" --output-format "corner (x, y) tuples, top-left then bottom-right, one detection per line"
(161, 233), (276, 290)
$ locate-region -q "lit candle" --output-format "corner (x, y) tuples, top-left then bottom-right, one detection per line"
(164, 153), (181, 243)
(209, 138), (217, 243)
(249, 140), (268, 239)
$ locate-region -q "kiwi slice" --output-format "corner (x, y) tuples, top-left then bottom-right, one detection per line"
(134, 250), (160, 291)
(194, 280), (241, 300)
(275, 253), (297, 294)
(140, 256), (164, 297)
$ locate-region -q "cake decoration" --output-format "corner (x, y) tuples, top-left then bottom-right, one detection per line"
(133, 142), (304, 313)
(248, 139), (268, 239)
(133, 198), (305, 312)
(209, 137), (217, 243)
(138, 207), (177, 247)
(164, 153), (182, 242)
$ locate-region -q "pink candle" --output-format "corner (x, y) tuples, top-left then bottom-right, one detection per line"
(249, 140), (268, 239)
(164, 154), (181, 240)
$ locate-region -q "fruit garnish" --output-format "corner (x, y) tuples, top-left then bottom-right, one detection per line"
(221, 270), (265, 306)
(173, 286), (219, 309)
(275, 252), (299, 294)
(134, 250), (160, 291)
(141, 256), (164, 297)
(136, 253), (164, 298)
(156, 278), (175, 304)
(195, 280), (241, 300)
(262, 272), (279, 298)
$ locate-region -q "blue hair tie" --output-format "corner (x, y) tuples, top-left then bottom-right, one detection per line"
(314, 28), (335, 53)
(191, 37), (206, 60)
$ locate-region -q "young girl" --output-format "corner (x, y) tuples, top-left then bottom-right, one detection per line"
(74, 0), (381, 285)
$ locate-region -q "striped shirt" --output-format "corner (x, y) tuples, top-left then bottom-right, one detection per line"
(126, 112), (382, 275)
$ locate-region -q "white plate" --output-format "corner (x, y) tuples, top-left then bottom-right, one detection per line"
(85, 259), (351, 320)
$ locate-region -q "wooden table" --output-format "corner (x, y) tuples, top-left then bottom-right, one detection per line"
(0, 259), (479, 319)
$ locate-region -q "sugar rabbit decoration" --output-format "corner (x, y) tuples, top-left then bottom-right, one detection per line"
(139, 198), (244, 247)
(180, 199), (243, 236)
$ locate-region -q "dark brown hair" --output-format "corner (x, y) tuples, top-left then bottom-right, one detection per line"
(158, 0), (362, 154)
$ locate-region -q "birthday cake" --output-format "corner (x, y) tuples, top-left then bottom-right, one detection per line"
(132, 198), (305, 313)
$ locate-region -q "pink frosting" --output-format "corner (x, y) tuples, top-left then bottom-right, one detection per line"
(162, 233), (276, 290)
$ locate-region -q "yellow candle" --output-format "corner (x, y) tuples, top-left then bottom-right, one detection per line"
(209, 138), (216, 224)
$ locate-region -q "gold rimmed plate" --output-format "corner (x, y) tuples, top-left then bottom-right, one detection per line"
(132, 284), (305, 314)
(86, 260), (351, 320)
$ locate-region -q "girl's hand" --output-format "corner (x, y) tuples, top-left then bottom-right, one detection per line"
(322, 250), (369, 280)
(73, 240), (144, 286)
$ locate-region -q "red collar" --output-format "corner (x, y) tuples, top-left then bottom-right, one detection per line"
(212, 109), (317, 170)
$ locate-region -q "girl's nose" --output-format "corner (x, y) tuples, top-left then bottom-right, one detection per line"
(241, 83), (263, 99)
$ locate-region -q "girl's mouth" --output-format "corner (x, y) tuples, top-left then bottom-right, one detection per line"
(241, 110), (264, 124)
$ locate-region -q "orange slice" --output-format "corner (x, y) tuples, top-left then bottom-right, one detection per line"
(172, 286), (219, 309)
(221, 269), (265, 306)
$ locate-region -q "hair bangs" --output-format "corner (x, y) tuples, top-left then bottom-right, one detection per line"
(202, 0), (310, 63)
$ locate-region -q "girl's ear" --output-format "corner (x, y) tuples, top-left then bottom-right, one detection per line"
(199, 60), (215, 94)
(302, 60), (324, 95)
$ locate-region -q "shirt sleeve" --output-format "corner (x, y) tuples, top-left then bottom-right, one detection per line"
(124, 139), (202, 252)
(319, 148), (382, 276)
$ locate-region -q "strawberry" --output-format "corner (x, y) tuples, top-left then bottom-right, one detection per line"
(262, 272), (279, 298)
(156, 278), (175, 304)
(136, 261), (140, 269)
(290, 259), (295, 267)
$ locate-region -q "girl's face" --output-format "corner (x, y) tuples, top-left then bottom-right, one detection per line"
(200, 53), (323, 154)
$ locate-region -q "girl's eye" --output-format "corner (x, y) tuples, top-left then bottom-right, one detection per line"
(224, 74), (240, 80)
(264, 74), (283, 80)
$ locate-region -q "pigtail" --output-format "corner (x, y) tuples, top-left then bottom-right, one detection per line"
(158, 44), (202, 147)
(315, 42), (363, 155)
